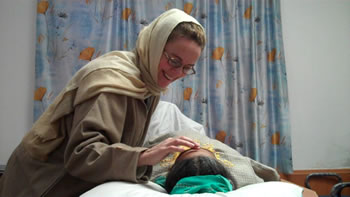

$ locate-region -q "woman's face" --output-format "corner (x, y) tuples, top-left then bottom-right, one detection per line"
(157, 37), (202, 88)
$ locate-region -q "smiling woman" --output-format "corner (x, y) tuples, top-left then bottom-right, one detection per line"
(157, 22), (204, 88)
(157, 37), (201, 88)
(0, 9), (207, 197)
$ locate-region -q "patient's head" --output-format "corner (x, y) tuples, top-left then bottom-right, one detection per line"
(164, 148), (234, 193)
(176, 147), (215, 161)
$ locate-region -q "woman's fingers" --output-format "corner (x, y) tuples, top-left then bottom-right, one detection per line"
(179, 136), (200, 148)
(138, 144), (176, 166)
(166, 145), (186, 153)
(138, 136), (200, 166)
(164, 136), (200, 149)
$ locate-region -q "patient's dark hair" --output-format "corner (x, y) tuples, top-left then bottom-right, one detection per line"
(164, 156), (234, 193)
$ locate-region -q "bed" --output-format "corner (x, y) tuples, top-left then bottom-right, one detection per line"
(81, 101), (318, 197)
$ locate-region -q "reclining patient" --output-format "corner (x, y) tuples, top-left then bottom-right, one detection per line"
(155, 147), (235, 194)
(145, 129), (281, 194)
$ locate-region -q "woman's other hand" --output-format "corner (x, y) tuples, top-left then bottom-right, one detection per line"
(138, 136), (200, 166)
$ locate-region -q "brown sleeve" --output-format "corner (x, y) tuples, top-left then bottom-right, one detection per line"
(64, 92), (152, 184)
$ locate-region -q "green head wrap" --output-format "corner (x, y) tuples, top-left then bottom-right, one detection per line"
(154, 175), (233, 194)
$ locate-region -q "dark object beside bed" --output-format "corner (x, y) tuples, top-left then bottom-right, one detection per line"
(305, 173), (350, 197)
(0, 164), (5, 177)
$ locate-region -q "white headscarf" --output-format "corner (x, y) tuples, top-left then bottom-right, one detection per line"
(22, 9), (205, 161)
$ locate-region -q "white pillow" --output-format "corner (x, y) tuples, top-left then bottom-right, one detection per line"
(145, 101), (206, 144)
(81, 181), (303, 197)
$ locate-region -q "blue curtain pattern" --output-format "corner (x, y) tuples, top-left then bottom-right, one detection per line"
(34, 0), (293, 173)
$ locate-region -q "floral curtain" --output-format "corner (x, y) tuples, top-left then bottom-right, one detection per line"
(34, 0), (293, 173)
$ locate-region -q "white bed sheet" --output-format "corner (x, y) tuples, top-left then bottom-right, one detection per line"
(81, 181), (303, 197)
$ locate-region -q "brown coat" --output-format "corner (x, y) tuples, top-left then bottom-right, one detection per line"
(0, 93), (159, 197)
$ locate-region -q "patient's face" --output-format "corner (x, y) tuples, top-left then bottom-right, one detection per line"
(176, 148), (215, 162)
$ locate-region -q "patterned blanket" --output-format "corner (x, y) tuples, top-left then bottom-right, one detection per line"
(144, 130), (280, 189)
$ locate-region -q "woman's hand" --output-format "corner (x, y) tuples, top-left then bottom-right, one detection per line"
(138, 136), (200, 166)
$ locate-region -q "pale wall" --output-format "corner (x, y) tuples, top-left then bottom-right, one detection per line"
(0, 0), (36, 165)
(0, 0), (349, 170)
(281, 0), (350, 169)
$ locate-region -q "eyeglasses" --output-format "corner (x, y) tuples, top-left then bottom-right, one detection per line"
(163, 51), (196, 75)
